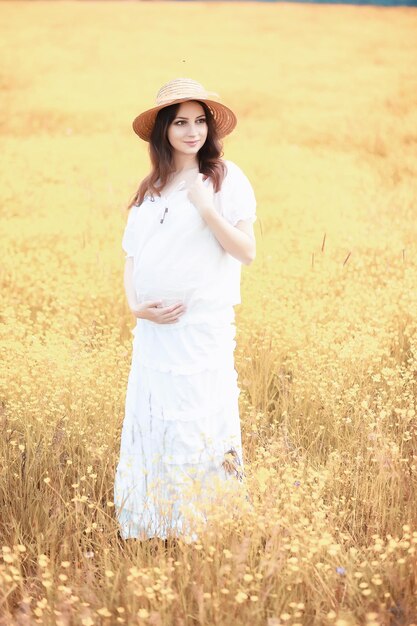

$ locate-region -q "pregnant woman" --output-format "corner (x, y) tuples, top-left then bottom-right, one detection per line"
(114, 77), (257, 543)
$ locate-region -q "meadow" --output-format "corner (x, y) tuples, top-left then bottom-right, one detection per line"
(1, 1), (417, 624)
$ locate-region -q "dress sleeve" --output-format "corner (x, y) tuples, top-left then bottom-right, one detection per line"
(121, 204), (139, 258)
(221, 161), (257, 226)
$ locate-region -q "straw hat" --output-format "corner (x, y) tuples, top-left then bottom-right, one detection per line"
(132, 77), (237, 142)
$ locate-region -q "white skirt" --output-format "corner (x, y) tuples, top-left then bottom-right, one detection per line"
(114, 311), (247, 540)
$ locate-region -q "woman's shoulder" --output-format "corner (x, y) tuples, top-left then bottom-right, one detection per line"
(222, 159), (251, 182)
(220, 159), (254, 193)
(124, 199), (144, 225)
(214, 158), (257, 225)
(223, 158), (240, 176)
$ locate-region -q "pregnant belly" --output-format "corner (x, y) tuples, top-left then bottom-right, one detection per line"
(133, 228), (224, 306)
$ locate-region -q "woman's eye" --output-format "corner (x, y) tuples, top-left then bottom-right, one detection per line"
(175, 119), (206, 126)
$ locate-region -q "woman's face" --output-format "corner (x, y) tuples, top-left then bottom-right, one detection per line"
(167, 100), (208, 156)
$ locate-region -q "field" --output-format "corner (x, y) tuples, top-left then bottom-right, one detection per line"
(1, 1), (417, 624)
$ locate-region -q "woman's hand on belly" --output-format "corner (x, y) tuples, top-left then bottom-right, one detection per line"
(130, 300), (187, 324)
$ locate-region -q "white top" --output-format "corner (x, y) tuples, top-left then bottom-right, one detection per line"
(121, 159), (257, 327)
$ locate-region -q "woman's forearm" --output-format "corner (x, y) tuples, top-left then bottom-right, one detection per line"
(124, 257), (139, 310)
(200, 205), (255, 265)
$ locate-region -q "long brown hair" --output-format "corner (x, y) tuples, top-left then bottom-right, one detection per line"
(127, 100), (227, 209)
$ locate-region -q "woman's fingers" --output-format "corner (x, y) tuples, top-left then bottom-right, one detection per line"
(147, 302), (185, 312)
(160, 312), (183, 322)
(143, 301), (186, 323)
(165, 302), (185, 312)
(160, 305), (186, 317)
(158, 305), (186, 323)
(155, 314), (179, 324)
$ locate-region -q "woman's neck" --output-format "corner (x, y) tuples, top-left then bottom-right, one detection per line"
(172, 153), (199, 173)
(168, 164), (199, 182)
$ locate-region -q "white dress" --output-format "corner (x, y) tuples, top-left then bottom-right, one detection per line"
(114, 159), (257, 540)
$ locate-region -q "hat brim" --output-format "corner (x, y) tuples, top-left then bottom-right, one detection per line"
(132, 97), (237, 142)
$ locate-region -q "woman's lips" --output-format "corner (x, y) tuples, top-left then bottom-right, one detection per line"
(185, 141), (199, 146)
